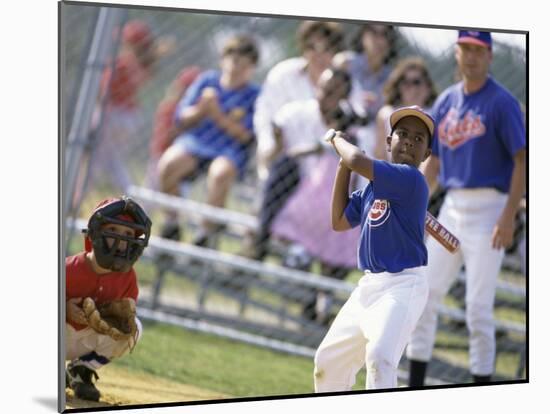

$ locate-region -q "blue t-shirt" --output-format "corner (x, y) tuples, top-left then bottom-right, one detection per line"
(173, 70), (260, 173)
(344, 161), (429, 273)
(348, 53), (392, 115)
(431, 77), (525, 193)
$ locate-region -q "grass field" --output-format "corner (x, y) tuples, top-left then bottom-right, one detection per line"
(112, 320), (367, 398)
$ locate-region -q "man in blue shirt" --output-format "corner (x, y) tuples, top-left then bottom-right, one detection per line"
(314, 105), (434, 390)
(406, 31), (526, 386)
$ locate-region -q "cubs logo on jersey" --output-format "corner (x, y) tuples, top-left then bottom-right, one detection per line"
(368, 199), (391, 227)
(438, 108), (486, 150)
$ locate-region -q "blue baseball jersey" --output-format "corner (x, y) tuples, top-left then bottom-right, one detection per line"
(344, 161), (429, 273)
(431, 77), (525, 193)
(173, 70), (260, 175)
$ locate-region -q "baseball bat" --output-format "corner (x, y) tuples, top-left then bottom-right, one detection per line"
(425, 211), (460, 253)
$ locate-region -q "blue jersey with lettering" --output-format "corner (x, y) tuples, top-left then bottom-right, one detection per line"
(344, 161), (429, 273)
(431, 77), (525, 193)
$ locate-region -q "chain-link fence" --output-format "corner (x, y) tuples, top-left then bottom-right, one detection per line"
(62, 2), (527, 390)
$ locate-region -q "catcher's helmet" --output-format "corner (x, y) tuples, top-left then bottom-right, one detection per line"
(84, 196), (152, 273)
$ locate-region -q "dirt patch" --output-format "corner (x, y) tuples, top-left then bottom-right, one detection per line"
(65, 364), (229, 410)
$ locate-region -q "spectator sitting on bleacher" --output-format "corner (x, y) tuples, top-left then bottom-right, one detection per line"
(157, 35), (260, 245)
(267, 67), (365, 323)
(244, 21), (344, 259)
(254, 21), (344, 180)
(145, 66), (202, 190)
(73, 20), (174, 208)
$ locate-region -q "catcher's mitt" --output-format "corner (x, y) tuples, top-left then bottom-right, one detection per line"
(82, 297), (138, 351)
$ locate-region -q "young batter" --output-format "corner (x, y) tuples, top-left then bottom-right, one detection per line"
(314, 106), (434, 391)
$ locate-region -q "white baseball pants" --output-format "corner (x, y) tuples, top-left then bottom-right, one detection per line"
(314, 267), (428, 391)
(406, 188), (507, 376)
(65, 317), (143, 370)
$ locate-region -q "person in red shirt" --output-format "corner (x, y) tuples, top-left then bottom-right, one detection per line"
(82, 20), (175, 195)
(65, 196), (152, 401)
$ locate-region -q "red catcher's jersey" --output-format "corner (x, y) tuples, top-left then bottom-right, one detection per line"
(65, 252), (139, 330)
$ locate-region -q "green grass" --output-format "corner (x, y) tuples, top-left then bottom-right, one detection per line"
(112, 320), (365, 397)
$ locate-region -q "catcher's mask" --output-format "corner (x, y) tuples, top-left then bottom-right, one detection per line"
(84, 196), (152, 273)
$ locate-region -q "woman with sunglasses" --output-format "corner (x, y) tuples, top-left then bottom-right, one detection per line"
(375, 57), (438, 161)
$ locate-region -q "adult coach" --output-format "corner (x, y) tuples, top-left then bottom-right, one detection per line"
(406, 31), (526, 385)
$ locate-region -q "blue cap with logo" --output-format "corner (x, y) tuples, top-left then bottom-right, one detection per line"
(457, 30), (492, 49)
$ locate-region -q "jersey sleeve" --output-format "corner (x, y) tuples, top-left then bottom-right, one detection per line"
(272, 101), (297, 137)
(122, 270), (139, 301)
(254, 65), (291, 159)
(344, 188), (364, 228)
(429, 94), (448, 157)
(495, 94), (526, 157)
(372, 160), (418, 202)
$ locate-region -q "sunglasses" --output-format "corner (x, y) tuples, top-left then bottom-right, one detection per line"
(400, 77), (426, 87)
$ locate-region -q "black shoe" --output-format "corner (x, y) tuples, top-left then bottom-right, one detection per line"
(192, 231), (209, 247)
(473, 374), (491, 383)
(66, 362), (100, 401)
(161, 222), (181, 241)
(409, 359), (428, 387)
(192, 225), (225, 247)
(302, 298), (318, 322)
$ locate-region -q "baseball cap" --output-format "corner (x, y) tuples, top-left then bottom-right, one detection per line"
(389, 105), (435, 138)
(457, 30), (492, 49)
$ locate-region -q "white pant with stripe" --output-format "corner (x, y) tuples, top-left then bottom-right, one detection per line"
(406, 188), (507, 376)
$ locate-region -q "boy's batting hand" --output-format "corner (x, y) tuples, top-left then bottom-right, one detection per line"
(323, 129), (357, 146)
(324, 128), (350, 145)
(324, 128), (338, 143)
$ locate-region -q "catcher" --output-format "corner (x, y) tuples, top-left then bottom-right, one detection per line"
(65, 196), (152, 401)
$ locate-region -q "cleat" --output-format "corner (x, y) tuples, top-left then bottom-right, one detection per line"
(66, 362), (100, 402)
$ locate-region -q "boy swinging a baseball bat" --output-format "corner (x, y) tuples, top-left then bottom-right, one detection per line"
(314, 105), (433, 391)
